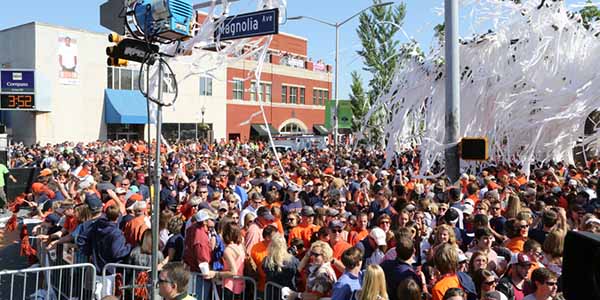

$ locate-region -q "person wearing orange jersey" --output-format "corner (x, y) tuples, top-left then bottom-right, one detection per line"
(288, 206), (320, 248)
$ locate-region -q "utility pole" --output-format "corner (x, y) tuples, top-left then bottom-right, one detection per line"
(444, 0), (461, 182)
(151, 53), (163, 300)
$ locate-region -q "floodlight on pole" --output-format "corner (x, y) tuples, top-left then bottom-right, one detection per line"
(288, 1), (393, 149)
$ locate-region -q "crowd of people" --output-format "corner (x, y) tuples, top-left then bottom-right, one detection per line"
(7, 139), (600, 300)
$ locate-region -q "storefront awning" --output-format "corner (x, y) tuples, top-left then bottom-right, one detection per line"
(313, 124), (329, 136)
(250, 124), (279, 137)
(104, 89), (149, 124)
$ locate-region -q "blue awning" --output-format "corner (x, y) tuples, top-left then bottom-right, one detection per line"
(104, 89), (149, 124)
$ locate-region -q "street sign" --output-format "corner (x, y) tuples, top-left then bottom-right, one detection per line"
(1, 70), (35, 93)
(215, 8), (279, 41)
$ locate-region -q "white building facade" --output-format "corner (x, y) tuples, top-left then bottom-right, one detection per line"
(0, 22), (227, 145)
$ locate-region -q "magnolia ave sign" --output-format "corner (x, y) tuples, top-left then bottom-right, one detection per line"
(215, 8), (279, 41)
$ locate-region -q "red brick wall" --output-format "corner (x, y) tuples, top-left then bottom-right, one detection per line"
(227, 67), (332, 103)
(226, 104), (325, 141)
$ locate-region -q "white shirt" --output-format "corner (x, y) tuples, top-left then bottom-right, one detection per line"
(58, 44), (77, 69)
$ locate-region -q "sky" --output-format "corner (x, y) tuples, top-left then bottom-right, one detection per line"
(0, 0), (595, 99)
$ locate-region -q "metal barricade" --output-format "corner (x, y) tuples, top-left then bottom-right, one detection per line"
(102, 263), (151, 300)
(0, 263), (96, 300)
(188, 273), (257, 300)
(264, 281), (289, 300)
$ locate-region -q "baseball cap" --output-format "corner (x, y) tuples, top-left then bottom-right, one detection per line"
(328, 220), (344, 229)
(369, 227), (387, 246)
(257, 206), (275, 221)
(463, 203), (474, 215)
(301, 206), (315, 217)
(194, 209), (213, 222)
(287, 183), (302, 193)
(133, 201), (147, 211)
(483, 291), (508, 300)
(38, 168), (53, 177)
(510, 253), (533, 266)
(44, 213), (60, 226)
(444, 208), (460, 224)
(85, 194), (103, 212)
(218, 201), (228, 211)
(326, 208), (339, 217)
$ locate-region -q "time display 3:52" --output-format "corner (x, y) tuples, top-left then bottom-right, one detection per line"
(0, 94), (35, 109)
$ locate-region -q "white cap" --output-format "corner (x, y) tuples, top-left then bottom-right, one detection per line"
(369, 227), (387, 246)
(569, 179), (578, 187)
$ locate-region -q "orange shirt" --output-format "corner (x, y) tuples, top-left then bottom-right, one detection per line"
(274, 218), (284, 234)
(331, 240), (351, 278)
(504, 236), (527, 253)
(288, 223), (320, 248)
(348, 229), (369, 246)
(63, 215), (78, 233)
(250, 240), (269, 291)
(431, 274), (461, 300)
(123, 215), (149, 247)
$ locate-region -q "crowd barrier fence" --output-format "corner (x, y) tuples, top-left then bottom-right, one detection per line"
(189, 273), (258, 300)
(102, 263), (152, 300)
(0, 263), (96, 300)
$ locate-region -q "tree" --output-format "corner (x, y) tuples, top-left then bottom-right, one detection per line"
(352, 0), (407, 142)
(580, 0), (600, 29)
(349, 71), (368, 132)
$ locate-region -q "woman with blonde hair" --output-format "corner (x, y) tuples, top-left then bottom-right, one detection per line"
(262, 233), (299, 299)
(356, 264), (389, 300)
(298, 240), (336, 298)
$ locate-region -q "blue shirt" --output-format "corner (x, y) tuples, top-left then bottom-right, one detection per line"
(331, 271), (362, 300)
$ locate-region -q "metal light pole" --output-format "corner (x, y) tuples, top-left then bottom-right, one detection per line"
(444, 0), (461, 182)
(288, 1), (393, 149)
(151, 53), (163, 300)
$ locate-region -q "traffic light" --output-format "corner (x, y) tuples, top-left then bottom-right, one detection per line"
(106, 33), (128, 67)
(460, 137), (489, 161)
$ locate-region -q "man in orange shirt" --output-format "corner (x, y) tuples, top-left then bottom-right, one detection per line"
(348, 212), (369, 246)
(328, 220), (351, 277)
(122, 201), (149, 247)
(250, 225), (276, 294)
(288, 206), (320, 248)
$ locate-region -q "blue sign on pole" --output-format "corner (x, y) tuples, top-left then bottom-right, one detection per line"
(0, 70), (35, 93)
(215, 8), (279, 41)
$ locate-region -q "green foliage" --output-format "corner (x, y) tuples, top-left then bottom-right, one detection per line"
(349, 71), (367, 132)
(580, 0), (600, 30)
(351, 1), (413, 142)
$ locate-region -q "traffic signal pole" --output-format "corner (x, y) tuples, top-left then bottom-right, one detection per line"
(444, 0), (461, 183)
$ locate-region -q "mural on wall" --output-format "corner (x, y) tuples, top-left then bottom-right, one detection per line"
(57, 34), (79, 85)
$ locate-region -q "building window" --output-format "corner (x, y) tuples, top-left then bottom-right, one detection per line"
(324, 90), (329, 105)
(299, 88), (305, 104)
(280, 122), (305, 134)
(264, 83), (272, 102)
(199, 76), (213, 96)
(233, 79), (244, 100)
(319, 90), (324, 105)
(281, 85), (287, 103)
(121, 69), (133, 90)
(107, 66), (141, 91)
(289, 87), (298, 104)
(162, 123), (213, 142)
(313, 89), (317, 105)
(250, 82), (257, 101)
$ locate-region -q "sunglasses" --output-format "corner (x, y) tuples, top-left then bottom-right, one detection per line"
(332, 229), (343, 233)
(520, 224), (529, 229)
(156, 278), (173, 287)
(228, 200), (237, 204)
(380, 221), (390, 225)
(483, 279), (498, 286)
(309, 252), (322, 257)
(544, 281), (557, 286)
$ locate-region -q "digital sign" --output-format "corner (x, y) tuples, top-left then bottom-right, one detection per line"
(0, 94), (35, 110)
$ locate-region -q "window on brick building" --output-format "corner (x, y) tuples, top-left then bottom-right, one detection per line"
(313, 89), (318, 105)
(265, 83), (272, 102)
(232, 79), (244, 100)
(281, 85), (287, 103)
(290, 87), (298, 104)
(324, 90), (329, 105)
(299, 87), (305, 104)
